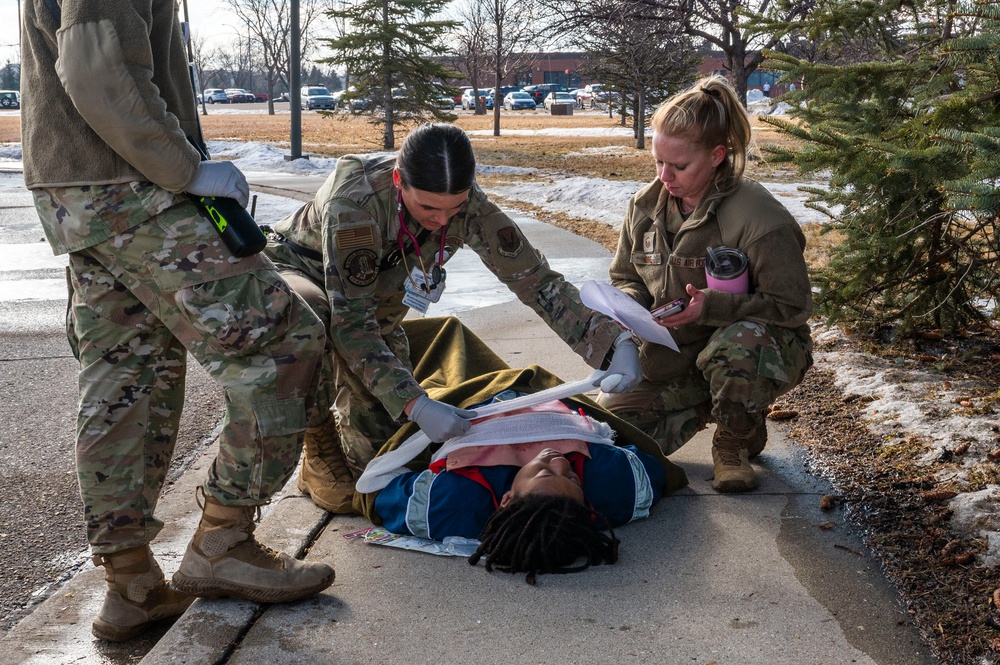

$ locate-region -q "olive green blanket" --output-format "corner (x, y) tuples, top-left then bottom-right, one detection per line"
(355, 316), (688, 521)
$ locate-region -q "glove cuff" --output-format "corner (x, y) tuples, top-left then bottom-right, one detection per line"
(612, 329), (641, 350)
(407, 394), (429, 422)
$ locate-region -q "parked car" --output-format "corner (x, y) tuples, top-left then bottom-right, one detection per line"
(461, 88), (493, 110)
(332, 89), (370, 111)
(434, 93), (456, 110)
(200, 88), (228, 104)
(0, 90), (19, 109)
(503, 91), (536, 111)
(225, 88), (254, 103)
(576, 84), (611, 108)
(522, 83), (569, 105)
(490, 85), (522, 100)
(301, 85), (336, 110)
(543, 91), (576, 110)
(431, 83), (458, 109)
(253, 92), (268, 102)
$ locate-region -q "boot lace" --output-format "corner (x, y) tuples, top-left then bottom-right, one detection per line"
(714, 427), (755, 466)
(311, 422), (354, 482)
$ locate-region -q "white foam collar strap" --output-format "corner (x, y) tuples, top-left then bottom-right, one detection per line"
(355, 370), (606, 493)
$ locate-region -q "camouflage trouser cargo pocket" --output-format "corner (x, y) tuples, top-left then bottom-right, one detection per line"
(69, 193), (326, 515)
(598, 376), (712, 456)
(697, 321), (811, 414)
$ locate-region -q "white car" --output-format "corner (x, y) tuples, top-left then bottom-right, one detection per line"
(461, 88), (493, 110)
(200, 88), (228, 104)
(543, 91), (576, 111)
(301, 85), (335, 110)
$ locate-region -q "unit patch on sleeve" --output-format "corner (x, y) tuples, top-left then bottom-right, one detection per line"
(496, 226), (523, 258)
(344, 249), (379, 286)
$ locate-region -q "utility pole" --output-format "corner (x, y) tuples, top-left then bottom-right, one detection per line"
(287, 0), (306, 160)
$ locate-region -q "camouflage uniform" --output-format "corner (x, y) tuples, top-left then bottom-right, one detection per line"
(35, 184), (325, 554)
(599, 178), (813, 454)
(265, 154), (622, 475)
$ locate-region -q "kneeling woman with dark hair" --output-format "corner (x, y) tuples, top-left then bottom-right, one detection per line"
(365, 397), (671, 584)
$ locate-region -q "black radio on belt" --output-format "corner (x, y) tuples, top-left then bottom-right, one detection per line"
(186, 138), (267, 258)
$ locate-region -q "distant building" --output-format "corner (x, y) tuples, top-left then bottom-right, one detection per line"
(446, 49), (784, 95)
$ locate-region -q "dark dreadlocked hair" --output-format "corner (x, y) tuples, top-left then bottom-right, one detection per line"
(468, 494), (620, 585)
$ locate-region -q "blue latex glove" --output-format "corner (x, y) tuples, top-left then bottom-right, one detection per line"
(408, 395), (476, 442)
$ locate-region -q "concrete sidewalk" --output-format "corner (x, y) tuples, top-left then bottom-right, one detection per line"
(0, 175), (936, 665)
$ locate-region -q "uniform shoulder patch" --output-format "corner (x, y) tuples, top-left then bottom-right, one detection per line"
(496, 226), (523, 258)
(344, 248), (379, 286)
(336, 224), (375, 251)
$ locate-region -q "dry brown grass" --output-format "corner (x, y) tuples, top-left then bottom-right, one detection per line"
(0, 109), (804, 181)
(0, 109), (824, 265)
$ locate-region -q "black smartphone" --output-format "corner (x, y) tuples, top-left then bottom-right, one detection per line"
(651, 298), (686, 319)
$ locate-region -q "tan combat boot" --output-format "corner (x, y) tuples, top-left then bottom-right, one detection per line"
(747, 422), (768, 459)
(91, 545), (194, 642)
(171, 491), (335, 603)
(297, 419), (357, 514)
(711, 425), (759, 493)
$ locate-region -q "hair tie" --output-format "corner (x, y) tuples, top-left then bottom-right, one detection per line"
(700, 86), (721, 98)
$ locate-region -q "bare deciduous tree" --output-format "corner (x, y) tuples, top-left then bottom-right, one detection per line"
(453, 0), (492, 113)
(482, 0), (543, 135)
(225, 0), (324, 114)
(663, 0), (814, 103)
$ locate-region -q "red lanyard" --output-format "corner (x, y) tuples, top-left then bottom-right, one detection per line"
(396, 190), (447, 268)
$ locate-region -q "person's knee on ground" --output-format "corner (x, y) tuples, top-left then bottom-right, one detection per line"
(468, 494), (619, 585)
(91, 544), (193, 642)
(298, 415), (357, 514)
(172, 488), (335, 603)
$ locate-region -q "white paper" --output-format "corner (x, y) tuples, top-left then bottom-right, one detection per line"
(580, 281), (679, 351)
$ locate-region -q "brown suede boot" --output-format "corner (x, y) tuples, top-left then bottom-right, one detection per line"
(297, 419), (357, 514)
(747, 422), (768, 459)
(171, 491), (335, 603)
(91, 545), (194, 642)
(711, 425), (759, 493)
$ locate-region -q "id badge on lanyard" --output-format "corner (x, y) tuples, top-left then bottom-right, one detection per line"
(397, 190), (448, 314)
(402, 263), (447, 313)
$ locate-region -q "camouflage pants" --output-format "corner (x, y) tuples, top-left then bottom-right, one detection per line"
(273, 255), (406, 478)
(55, 190), (325, 554)
(599, 321), (812, 455)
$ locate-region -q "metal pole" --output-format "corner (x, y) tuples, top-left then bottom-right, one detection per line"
(288, 0), (304, 160)
(180, 0), (207, 116)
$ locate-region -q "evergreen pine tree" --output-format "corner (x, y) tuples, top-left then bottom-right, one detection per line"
(323, 0), (460, 149)
(762, 0), (1000, 337)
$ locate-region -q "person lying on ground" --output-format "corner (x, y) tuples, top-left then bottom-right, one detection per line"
(354, 353), (685, 584)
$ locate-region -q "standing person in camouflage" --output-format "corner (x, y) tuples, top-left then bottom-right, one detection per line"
(20, 0), (335, 642)
(264, 123), (643, 514)
(599, 76), (813, 493)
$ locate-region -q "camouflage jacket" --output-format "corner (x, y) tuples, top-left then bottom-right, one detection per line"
(21, 0), (202, 195)
(271, 154), (621, 419)
(610, 178), (813, 382)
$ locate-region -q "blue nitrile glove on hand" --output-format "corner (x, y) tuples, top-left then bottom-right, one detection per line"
(188, 161), (250, 208)
(601, 335), (642, 394)
(408, 395), (477, 442)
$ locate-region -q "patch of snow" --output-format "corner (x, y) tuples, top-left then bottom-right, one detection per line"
(949, 487), (1000, 566)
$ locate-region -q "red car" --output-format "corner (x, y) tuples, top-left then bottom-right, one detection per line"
(225, 88), (254, 103)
